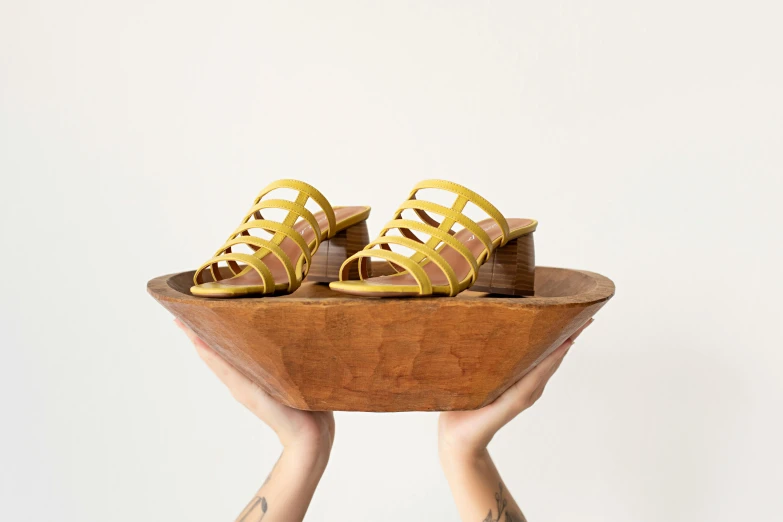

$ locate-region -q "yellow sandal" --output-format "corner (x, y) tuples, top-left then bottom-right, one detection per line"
(329, 180), (537, 298)
(192, 179), (371, 298)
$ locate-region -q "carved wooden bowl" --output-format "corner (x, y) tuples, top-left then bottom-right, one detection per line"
(147, 265), (614, 412)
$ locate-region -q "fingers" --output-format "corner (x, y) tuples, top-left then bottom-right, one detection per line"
(569, 317), (594, 343)
(532, 317), (592, 380)
(175, 319), (212, 358)
(175, 319), (291, 427)
(174, 319), (322, 446)
(521, 317), (594, 393)
(489, 317), (595, 424)
(490, 343), (569, 422)
(175, 319), (253, 394)
(526, 339), (572, 387)
(175, 318), (204, 347)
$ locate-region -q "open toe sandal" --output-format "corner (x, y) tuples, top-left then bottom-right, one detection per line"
(192, 179), (371, 298)
(329, 180), (537, 298)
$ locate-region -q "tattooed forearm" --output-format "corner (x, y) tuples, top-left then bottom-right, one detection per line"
(262, 455), (281, 486)
(236, 496), (268, 522)
(482, 483), (526, 522)
(236, 455), (279, 521)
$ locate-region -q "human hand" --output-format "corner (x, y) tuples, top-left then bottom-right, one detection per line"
(175, 319), (335, 461)
(438, 318), (594, 462)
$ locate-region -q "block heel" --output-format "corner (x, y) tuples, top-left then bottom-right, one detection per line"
(307, 220), (372, 283)
(471, 232), (535, 296)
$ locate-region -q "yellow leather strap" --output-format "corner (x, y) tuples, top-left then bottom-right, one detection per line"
(256, 179), (337, 239)
(230, 219), (312, 273)
(410, 179), (511, 245)
(395, 200), (494, 263)
(206, 199), (321, 278)
(340, 249), (433, 295)
(245, 199), (322, 251)
(194, 252), (274, 291)
(192, 179), (338, 294)
(368, 236), (459, 295)
(217, 236), (297, 292)
(380, 218), (479, 285)
(338, 180), (510, 296)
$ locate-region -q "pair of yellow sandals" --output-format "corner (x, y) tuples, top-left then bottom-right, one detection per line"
(192, 179), (538, 299)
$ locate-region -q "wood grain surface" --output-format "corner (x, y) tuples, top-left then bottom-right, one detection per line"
(307, 221), (371, 283)
(148, 264), (614, 412)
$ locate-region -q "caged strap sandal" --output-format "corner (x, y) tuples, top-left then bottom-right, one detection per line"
(191, 179), (371, 298)
(329, 180), (537, 298)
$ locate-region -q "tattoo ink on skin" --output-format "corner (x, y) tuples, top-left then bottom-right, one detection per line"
(482, 482), (525, 522)
(237, 454), (280, 521)
(236, 496), (268, 521)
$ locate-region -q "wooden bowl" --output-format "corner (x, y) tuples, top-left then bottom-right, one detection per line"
(147, 265), (614, 412)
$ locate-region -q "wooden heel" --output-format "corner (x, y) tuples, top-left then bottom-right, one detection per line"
(471, 233), (535, 296)
(307, 221), (371, 283)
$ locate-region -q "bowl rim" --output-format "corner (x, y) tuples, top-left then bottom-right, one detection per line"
(147, 266), (615, 310)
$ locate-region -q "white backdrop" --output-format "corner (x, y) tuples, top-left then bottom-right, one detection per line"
(1, 1), (781, 521)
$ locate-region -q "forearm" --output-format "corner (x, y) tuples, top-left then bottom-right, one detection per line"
(440, 448), (526, 522)
(236, 445), (329, 522)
